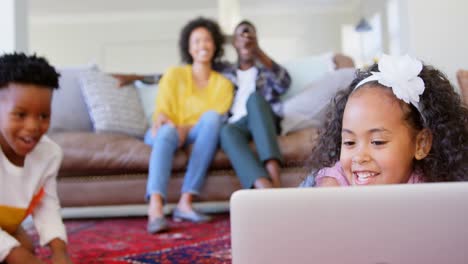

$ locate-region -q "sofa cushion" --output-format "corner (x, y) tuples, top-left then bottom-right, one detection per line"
(281, 52), (335, 100)
(80, 70), (148, 138)
(134, 81), (158, 124)
(49, 132), (187, 177)
(208, 127), (317, 170)
(49, 66), (95, 132)
(281, 68), (355, 135)
(50, 127), (317, 178)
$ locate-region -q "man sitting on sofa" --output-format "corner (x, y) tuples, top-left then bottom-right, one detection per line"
(112, 20), (290, 189)
(219, 20), (290, 189)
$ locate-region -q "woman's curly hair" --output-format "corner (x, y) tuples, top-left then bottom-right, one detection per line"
(0, 52), (59, 89)
(309, 63), (468, 182)
(178, 17), (225, 66)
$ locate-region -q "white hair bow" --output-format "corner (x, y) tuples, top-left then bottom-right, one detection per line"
(355, 54), (425, 111)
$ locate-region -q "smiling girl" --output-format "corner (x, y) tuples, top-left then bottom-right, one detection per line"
(310, 54), (468, 187)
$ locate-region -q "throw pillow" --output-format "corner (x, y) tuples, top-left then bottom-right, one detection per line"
(80, 70), (148, 138)
(134, 80), (158, 124)
(49, 65), (97, 133)
(281, 52), (335, 100)
(281, 68), (355, 135)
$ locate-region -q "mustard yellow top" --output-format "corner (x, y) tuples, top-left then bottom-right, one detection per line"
(153, 65), (234, 126)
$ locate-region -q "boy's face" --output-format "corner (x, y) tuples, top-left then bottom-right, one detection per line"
(340, 86), (421, 185)
(0, 83), (52, 165)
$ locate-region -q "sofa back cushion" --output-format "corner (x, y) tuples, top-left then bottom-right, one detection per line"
(134, 81), (158, 124)
(49, 66), (95, 132)
(281, 52), (335, 100)
(80, 69), (148, 138)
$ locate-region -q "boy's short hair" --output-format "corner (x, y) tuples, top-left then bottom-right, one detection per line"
(0, 52), (59, 89)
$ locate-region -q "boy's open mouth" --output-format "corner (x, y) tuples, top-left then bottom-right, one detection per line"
(19, 136), (38, 150)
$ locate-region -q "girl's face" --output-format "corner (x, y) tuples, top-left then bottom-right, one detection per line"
(340, 86), (421, 185)
(188, 27), (215, 64)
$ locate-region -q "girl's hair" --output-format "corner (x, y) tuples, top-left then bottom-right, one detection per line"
(309, 63), (468, 182)
(178, 17), (225, 66)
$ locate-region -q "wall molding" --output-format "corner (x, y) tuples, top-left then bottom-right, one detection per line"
(31, 4), (356, 26)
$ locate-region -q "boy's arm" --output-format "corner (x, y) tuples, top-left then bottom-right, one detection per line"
(5, 246), (46, 264)
(31, 146), (69, 261)
(49, 238), (73, 264)
(0, 229), (20, 262)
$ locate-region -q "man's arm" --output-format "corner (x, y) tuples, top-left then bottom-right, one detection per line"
(111, 73), (161, 87)
(255, 49), (274, 70)
(254, 46), (291, 95)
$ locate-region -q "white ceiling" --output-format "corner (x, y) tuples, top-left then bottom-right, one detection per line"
(29, 0), (357, 16)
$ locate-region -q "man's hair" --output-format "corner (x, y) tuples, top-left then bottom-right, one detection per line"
(0, 52), (59, 89)
(235, 20), (256, 32)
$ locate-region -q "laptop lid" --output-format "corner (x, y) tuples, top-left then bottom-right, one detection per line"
(230, 182), (468, 264)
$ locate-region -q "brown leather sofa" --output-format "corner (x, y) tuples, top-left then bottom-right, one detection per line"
(50, 128), (317, 207)
(50, 54), (354, 208)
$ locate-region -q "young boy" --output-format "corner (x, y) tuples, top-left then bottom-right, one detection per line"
(0, 53), (72, 264)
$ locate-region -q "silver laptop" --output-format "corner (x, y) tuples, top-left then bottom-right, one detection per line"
(230, 182), (468, 264)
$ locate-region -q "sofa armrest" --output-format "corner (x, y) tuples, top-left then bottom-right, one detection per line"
(333, 54), (355, 69)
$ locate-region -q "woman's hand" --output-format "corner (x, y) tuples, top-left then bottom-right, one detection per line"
(176, 126), (192, 148)
(151, 113), (174, 137)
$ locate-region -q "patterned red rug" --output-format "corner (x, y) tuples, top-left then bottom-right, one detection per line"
(28, 214), (231, 264)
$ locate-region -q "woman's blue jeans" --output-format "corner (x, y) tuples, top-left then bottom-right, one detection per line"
(144, 111), (223, 201)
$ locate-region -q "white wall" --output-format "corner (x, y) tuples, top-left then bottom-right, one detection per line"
(242, 9), (354, 63)
(30, 10), (219, 74)
(401, 0), (468, 87)
(29, 7), (354, 73)
(0, 0), (29, 53)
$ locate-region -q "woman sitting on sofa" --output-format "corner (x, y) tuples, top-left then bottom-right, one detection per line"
(144, 17), (233, 234)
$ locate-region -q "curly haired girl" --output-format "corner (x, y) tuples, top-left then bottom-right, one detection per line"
(310, 54), (468, 186)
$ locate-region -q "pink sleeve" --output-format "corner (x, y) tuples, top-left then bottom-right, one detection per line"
(315, 161), (350, 186)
